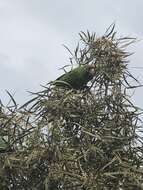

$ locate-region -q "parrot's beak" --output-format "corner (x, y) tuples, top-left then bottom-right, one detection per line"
(89, 64), (96, 77)
(90, 68), (96, 76)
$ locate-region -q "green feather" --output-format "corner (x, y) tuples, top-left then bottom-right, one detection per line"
(54, 65), (93, 89)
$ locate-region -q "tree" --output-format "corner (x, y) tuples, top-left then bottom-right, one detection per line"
(0, 25), (143, 190)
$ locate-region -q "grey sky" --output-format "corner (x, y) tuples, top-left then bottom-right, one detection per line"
(0, 0), (143, 106)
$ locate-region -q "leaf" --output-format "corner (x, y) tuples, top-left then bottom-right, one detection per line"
(6, 90), (17, 107)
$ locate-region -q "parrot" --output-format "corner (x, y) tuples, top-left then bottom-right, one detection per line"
(53, 64), (96, 90)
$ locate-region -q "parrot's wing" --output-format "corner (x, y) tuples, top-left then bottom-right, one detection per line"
(52, 80), (72, 88)
(56, 73), (66, 81)
(56, 70), (72, 81)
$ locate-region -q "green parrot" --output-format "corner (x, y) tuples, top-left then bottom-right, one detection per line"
(53, 64), (96, 90)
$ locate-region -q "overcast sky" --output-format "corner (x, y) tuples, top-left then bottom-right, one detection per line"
(0, 0), (143, 107)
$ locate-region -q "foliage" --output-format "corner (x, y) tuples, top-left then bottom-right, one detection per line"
(0, 25), (143, 190)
